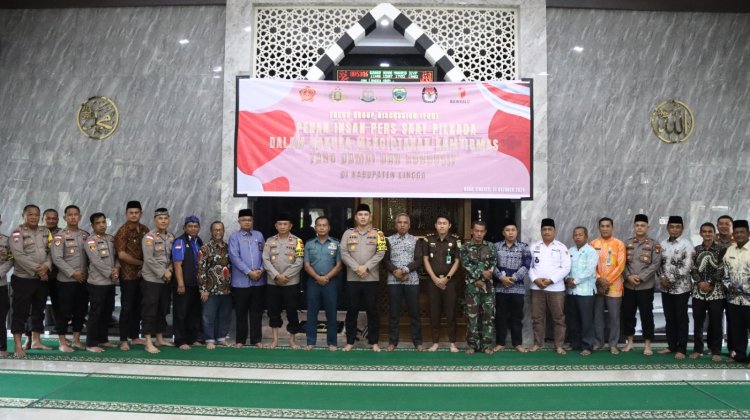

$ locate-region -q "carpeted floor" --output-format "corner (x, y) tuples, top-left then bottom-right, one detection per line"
(0, 340), (748, 419)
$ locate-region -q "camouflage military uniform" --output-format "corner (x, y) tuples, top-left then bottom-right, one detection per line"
(460, 239), (497, 352)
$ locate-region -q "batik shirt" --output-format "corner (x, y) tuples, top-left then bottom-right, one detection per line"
(383, 233), (421, 285)
(690, 243), (726, 301)
(114, 221), (149, 281)
(567, 244), (598, 296)
(723, 241), (750, 306)
(493, 240), (531, 295)
(659, 237), (694, 294)
(198, 239), (231, 296)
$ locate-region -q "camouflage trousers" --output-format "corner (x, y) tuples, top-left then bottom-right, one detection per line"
(465, 288), (495, 351)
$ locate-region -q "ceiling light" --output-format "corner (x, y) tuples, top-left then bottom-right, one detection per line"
(572, 46), (584, 52)
(380, 62), (390, 68)
(212, 66), (223, 73)
(178, 39), (190, 45)
(380, 19), (390, 27)
(243, 26), (252, 32)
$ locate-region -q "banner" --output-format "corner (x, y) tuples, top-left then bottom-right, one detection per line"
(235, 78), (532, 199)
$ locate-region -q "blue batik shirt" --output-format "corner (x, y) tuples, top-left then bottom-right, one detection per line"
(567, 244), (598, 296)
(493, 240), (531, 295)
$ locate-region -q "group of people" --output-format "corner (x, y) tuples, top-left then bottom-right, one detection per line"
(0, 201), (748, 367)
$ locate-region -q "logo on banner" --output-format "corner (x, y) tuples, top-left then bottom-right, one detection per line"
(422, 87), (438, 103)
(329, 88), (345, 102)
(450, 87), (470, 104)
(360, 89), (376, 103)
(392, 88), (407, 102)
(299, 86), (316, 102)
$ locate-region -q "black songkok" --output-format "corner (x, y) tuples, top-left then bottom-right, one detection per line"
(238, 209), (253, 218)
(634, 214), (648, 224)
(541, 218), (555, 228)
(667, 216), (683, 226)
(356, 203), (371, 214)
(126, 201), (142, 210)
(733, 220), (749, 230)
(275, 213), (293, 223)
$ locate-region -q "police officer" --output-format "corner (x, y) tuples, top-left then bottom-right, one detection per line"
(0, 214), (13, 357)
(51, 205), (90, 352)
(262, 213), (305, 349)
(460, 221), (497, 355)
(84, 212), (120, 353)
(423, 215), (461, 353)
(340, 203), (386, 352)
(141, 208), (175, 354)
(9, 204), (53, 357)
(621, 214), (662, 356)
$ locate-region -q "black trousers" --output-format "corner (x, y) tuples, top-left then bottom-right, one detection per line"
(662, 292), (690, 353)
(621, 287), (655, 340)
(232, 286), (265, 345)
(266, 283), (301, 334)
(0, 285), (8, 351)
(428, 279), (457, 343)
(172, 286), (202, 345)
(119, 278), (142, 341)
(345, 281), (379, 345)
(726, 301), (735, 353)
(55, 281), (88, 335)
(495, 292), (525, 346)
(566, 294), (595, 351)
(86, 284), (115, 347)
(140, 281), (170, 335)
(728, 303), (750, 362)
(692, 297), (724, 355)
(10, 276), (48, 334)
(388, 284), (422, 346)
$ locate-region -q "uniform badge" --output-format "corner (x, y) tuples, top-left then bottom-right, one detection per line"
(271, 255), (276, 261)
(350, 245), (356, 251)
(54, 238), (62, 247)
(68, 249), (76, 254)
(145, 239), (154, 246)
(534, 257), (540, 264)
(222, 267), (229, 279)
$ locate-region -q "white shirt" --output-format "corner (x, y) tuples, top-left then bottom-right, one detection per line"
(529, 239), (571, 292)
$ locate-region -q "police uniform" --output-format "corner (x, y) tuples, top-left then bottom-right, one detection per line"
(621, 212), (663, 342)
(262, 233), (304, 334)
(141, 228), (175, 336)
(339, 226), (386, 345)
(460, 239), (496, 352)
(51, 228), (90, 336)
(84, 233), (119, 347)
(422, 232), (461, 344)
(8, 225), (52, 335)
(0, 234), (14, 352)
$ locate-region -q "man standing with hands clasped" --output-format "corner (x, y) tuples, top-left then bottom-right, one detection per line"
(529, 218), (571, 354)
(340, 204), (386, 352)
(141, 208), (175, 354)
(460, 221), (497, 355)
(590, 217), (626, 354)
(423, 215), (462, 353)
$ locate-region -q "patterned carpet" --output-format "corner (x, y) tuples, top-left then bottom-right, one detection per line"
(0, 341), (748, 419)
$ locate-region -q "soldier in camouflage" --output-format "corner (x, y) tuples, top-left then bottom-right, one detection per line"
(460, 221), (497, 355)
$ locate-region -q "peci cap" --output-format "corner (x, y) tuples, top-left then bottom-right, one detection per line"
(126, 201), (142, 211)
(667, 216), (683, 226)
(634, 214), (648, 224)
(356, 203), (371, 214)
(541, 218), (555, 228)
(238, 209), (253, 218)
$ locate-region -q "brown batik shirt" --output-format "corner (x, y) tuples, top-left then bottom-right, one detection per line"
(114, 221), (149, 281)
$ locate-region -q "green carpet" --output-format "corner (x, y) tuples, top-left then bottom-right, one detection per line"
(8, 340), (744, 371)
(0, 370), (748, 418)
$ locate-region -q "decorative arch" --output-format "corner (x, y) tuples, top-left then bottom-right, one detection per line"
(306, 2), (465, 82)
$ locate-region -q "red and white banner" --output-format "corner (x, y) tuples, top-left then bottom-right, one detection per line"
(235, 78), (532, 199)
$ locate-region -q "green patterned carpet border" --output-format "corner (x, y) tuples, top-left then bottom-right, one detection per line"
(6, 339), (745, 371)
(0, 371), (748, 419)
